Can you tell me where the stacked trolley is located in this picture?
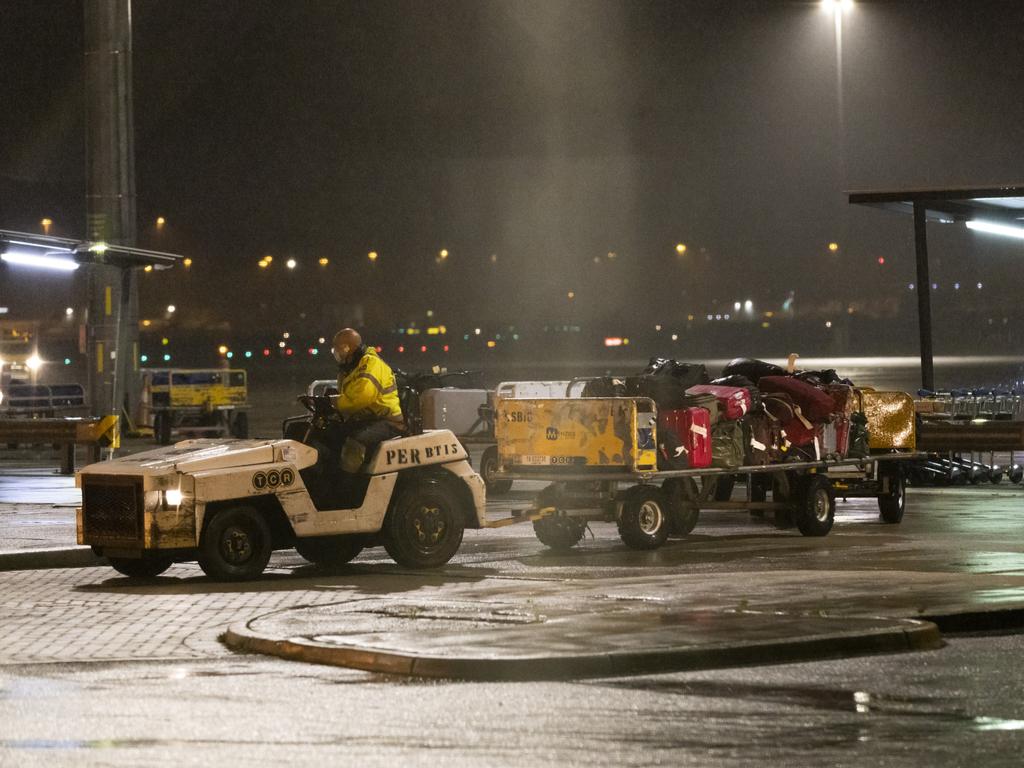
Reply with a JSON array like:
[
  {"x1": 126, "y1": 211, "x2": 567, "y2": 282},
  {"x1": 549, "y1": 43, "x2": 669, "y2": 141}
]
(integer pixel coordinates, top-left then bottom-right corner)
[
  {"x1": 913, "y1": 389, "x2": 1024, "y2": 485},
  {"x1": 489, "y1": 381, "x2": 922, "y2": 551}
]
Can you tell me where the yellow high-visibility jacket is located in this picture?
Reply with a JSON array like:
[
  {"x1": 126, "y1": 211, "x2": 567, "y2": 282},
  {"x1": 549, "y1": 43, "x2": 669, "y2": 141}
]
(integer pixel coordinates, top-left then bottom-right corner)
[{"x1": 335, "y1": 348, "x2": 403, "y2": 425}]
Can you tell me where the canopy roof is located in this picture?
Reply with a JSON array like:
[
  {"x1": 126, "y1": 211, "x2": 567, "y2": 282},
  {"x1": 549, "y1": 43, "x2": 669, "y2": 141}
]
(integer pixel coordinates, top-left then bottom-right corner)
[
  {"x1": 0, "y1": 229, "x2": 184, "y2": 269},
  {"x1": 849, "y1": 184, "x2": 1024, "y2": 224}
]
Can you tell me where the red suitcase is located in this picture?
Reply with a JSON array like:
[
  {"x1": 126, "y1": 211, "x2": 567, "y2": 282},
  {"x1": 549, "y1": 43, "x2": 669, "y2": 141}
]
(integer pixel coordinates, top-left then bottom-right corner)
[
  {"x1": 759, "y1": 376, "x2": 834, "y2": 423},
  {"x1": 686, "y1": 384, "x2": 753, "y2": 420},
  {"x1": 824, "y1": 416, "x2": 850, "y2": 458},
  {"x1": 658, "y1": 407, "x2": 712, "y2": 469}
]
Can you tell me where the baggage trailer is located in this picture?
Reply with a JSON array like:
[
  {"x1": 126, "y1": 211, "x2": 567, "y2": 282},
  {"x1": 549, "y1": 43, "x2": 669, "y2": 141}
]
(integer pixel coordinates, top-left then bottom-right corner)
[
  {"x1": 489, "y1": 395, "x2": 921, "y2": 550},
  {"x1": 142, "y1": 368, "x2": 250, "y2": 445}
]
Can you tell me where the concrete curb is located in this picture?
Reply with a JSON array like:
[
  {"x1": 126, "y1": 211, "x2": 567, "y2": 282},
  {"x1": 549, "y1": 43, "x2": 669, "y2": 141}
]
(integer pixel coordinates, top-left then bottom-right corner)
[
  {"x1": 223, "y1": 614, "x2": 943, "y2": 681},
  {"x1": 0, "y1": 547, "x2": 105, "y2": 571}
]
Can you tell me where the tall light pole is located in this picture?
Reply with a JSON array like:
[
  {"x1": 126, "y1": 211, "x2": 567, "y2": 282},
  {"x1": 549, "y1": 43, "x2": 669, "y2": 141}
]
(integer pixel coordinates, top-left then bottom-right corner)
[{"x1": 83, "y1": 0, "x2": 138, "y2": 422}]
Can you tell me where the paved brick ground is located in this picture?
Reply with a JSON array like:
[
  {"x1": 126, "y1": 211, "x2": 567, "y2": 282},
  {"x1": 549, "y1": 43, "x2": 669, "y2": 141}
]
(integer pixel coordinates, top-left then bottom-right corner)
[{"x1": 0, "y1": 559, "x2": 366, "y2": 663}]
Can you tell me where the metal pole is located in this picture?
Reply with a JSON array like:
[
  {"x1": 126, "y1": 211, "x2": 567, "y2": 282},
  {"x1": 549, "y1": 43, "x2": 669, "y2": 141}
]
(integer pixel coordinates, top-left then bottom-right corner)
[
  {"x1": 913, "y1": 201, "x2": 935, "y2": 391},
  {"x1": 84, "y1": 0, "x2": 138, "y2": 428}
]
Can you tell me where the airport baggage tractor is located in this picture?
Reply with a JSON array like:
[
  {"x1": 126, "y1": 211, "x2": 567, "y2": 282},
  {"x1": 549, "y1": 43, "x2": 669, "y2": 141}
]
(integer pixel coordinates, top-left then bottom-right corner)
[
  {"x1": 419, "y1": 388, "x2": 491, "y2": 437},
  {"x1": 686, "y1": 384, "x2": 755, "y2": 420},
  {"x1": 657, "y1": 406, "x2": 712, "y2": 470}
]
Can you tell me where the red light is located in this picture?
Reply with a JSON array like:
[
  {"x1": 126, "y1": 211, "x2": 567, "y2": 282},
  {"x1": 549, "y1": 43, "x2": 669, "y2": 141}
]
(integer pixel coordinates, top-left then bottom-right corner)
[
  {"x1": 398, "y1": 345, "x2": 405, "y2": 353},
  {"x1": 308, "y1": 348, "x2": 315, "y2": 355},
  {"x1": 262, "y1": 348, "x2": 270, "y2": 356},
  {"x1": 443, "y1": 345, "x2": 449, "y2": 352},
  {"x1": 376, "y1": 346, "x2": 382, "y2": 353},
  {"x1": 877, "y1": 257, "x2": 886, "y2": 265},
  {"x1": 420, "y1": 345, "x2": 427, "y2": 353},
  {"x1": 285, "y1": 348, "x2": 293, "y2": 356}
]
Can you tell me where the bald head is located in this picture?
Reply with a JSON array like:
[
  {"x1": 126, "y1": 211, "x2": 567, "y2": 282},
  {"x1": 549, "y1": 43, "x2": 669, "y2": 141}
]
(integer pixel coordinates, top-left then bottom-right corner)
[{"x1": 332, "y1": 328, "x2": 363, "y2": 365}]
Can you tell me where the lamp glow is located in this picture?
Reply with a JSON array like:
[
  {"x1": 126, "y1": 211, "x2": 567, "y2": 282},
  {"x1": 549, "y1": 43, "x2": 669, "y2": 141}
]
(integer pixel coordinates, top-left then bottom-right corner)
[
  {"x1": 164, "y1": 489, "x2": 183, "y2": 506},
  {"x1": 26, "y1": 354, "x2": 42, "y2": 371},
  {"x1": 965, "y1": 220, "x2": 1024, "y2": 240},
  {"x1": 1, "y1": 251, "x2": 79, "y2": 271}
]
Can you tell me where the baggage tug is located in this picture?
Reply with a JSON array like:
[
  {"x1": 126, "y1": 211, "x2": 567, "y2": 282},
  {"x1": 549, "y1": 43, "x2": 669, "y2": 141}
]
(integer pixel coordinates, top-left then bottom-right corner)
[{"x1": 77, "y1": 418, "x2": 486, "y2": 580}]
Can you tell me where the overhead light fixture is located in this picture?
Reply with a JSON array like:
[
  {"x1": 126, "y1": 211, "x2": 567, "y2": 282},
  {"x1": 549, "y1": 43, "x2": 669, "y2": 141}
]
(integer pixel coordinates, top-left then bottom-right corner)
[
  {"x1": 965, "y1": 220, "x2": 1024, "y2": 240},
  {"x1": 1, "y1": 250, "x2": 79, "y2": 271}
]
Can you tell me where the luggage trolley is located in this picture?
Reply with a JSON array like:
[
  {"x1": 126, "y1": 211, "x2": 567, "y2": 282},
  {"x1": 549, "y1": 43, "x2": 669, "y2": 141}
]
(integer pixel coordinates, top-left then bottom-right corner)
[{"x1": 487, "y1": 394, "x2": 922, "y2": 551}]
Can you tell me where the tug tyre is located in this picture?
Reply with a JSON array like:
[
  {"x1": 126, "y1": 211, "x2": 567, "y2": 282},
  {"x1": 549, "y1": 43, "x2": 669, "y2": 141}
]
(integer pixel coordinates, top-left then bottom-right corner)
[
  {"x1": 198, "y1": 505, "x2": 273, "y2": 581},
  {"x1": 295, "y1": 535, "x2": 364, "y2": 566},
  {"x1": 108, "y1": 556, "x2": 173, "y2": 579},
  {"x1": 480, "y1": 445, "x2": 512, "y2": 495},
  {"x1": 533, "y1": 516, "x2": 587, "y2": 551},
  {"x1": 617, "y1": 485, "x2": 671, "y2": 550},
  {"x1": 877, "y1": 465, "x2": 906, "y2": 524},
  {"x1": 794, "y1": 475, "x2": 835, "y2": 537},
  {"x1": 383, "y1": 476, "x2": 465, "y2": 568},
  {"x1": 661, "y1": 478, "x2": 700, "y2": 536},
  {"x1": 231, "y1": 412, "x2": 249, "y2": 439}
]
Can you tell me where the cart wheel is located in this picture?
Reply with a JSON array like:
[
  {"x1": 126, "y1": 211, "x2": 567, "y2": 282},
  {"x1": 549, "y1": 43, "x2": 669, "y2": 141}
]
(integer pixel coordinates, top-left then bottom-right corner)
[
  {"x1": 1009, "y1": 464, "x2": 1024, "y2": 484},
  {"x1": 533, "y1": 516, "x2": 587, "y2": 551},
  {"x1": 295, "y1": 534, "x2": 364, "y2": 566},
  {"x1": 662, "y1": 478, "x2": 699, "y2": 536},
  {"x1": 108, "y1": 556, "x2": 173, "y2": 579},
  {"x1": 771, "y1": 473, "x2": 795, "y2": 529},
  {"x1": 878, "y1": 465, "x2": 906, "y2": 524},
  {"x1": 713, "y1": 474, "x2": 736, "y2": 501},
  {"x1": 617, "y1": 485, "x2": 671, "y2": 550},
  {"x1": 480, "y1": 445, "x2": 512, "y2": 495},
  {"x1": 988, "y1": 466, "x2": 1004, "y2": 484},
  {"x1": 231, "y1": 411, "x2": 249, "y2": 439},
  {"x1": 794, "y1": 475, "x2": 835, "y2": 537}
]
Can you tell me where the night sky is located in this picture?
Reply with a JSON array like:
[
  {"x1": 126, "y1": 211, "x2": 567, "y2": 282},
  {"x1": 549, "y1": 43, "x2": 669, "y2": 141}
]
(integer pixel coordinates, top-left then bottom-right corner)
[{"x1": 3, "y1": 0, "x2": 1024, "y2": 350}]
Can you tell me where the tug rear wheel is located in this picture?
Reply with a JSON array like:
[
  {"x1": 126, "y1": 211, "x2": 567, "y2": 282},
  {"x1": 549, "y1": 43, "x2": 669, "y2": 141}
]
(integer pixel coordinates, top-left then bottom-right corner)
[{"x1": 383, "y1": 476, "x2": 465, "y2": 568}]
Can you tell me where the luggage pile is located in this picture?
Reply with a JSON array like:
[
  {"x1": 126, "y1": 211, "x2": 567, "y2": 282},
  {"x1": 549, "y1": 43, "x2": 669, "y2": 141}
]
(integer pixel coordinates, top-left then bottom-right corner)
[{"x1": 613, "y1": 356, "x2": 912, "y2": 472}]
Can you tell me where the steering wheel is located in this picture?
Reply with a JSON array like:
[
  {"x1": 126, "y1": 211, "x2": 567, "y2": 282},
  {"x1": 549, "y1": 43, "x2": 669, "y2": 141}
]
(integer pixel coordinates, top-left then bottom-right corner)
[{"x1": 297, "y1": 394, "x2": 335, "y2": 427}]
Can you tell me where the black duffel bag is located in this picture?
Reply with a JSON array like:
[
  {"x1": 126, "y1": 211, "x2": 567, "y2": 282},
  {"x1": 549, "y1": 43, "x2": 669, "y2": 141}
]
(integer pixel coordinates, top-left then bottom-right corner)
[
  {"x1": 579, "y1": 376, "x2": 628, "y2": 397},
  {"x1": 626, "y1": 374, "x2": 690, "y2": 409},
  {"x1": 641, "y1": 358, "x2": 710, "y2": 386},
  {"x1": 720, "y1": 358, "x2": 786, "y2": 384}
]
